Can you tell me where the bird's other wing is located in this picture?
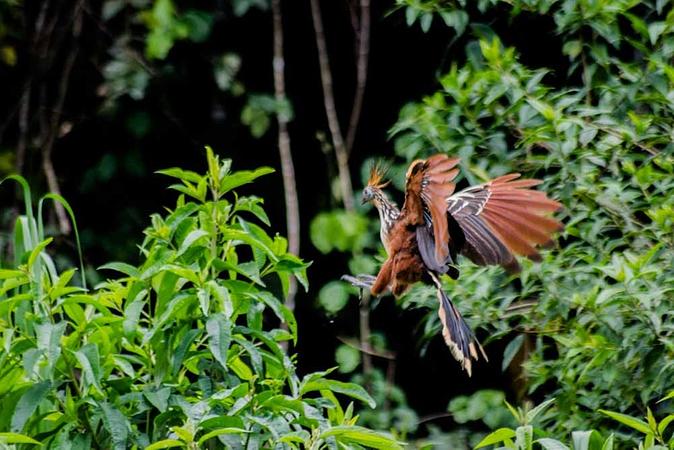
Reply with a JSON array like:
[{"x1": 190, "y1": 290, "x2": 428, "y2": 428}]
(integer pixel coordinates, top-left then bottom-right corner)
[
  {"x1": 402, "y1": 154, "x2": 461, "y2": 268},
  {"x1": 447, "y1": 173, "x2": 562, "y2": 271}
]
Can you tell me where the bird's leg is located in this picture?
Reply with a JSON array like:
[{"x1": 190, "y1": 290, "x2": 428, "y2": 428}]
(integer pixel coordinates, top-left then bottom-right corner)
[{"x1": 340, "y1": 274, "x2": 376, "y2": 289}]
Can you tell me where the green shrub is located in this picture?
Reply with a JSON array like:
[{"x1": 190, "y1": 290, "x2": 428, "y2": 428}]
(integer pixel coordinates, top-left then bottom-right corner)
[
  {"x1": 477, "y1": 395, "x2": 674, "y2": 449},
  {"x1": 0, "y1": 148, "x2": 402, "y2": 449},
  {"x1": 382, "y1": 0, "x2": 674, "y2": 436}
]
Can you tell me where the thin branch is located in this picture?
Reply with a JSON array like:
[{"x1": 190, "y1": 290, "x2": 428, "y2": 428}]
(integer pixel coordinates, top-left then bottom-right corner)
[
  {"x1": 309, "y1": 0, "x2": 355, "y2": 212},
  {"x1": 16, "y1": 87, "x2": 31, "y2": 176},
  {"x1": 416, "y1": 412, "x2": 454, "y2": 425},
  {"x1": 345, "y1": 0, "x2": 370, "y2": 156},
  {"x1": 272, "y1": 0, "x2": 300, "y2": 317},
  {"x1": 41, "y1": 0, "x2": 84, "y2": 235},
  {"x1": 382, "y1": 357, "x2": 396, "y2": 412},
  {"x1": 345, "y1": 0, "x2": 360, "y2": 40},
  {"x1": 337, "y1": 336, "x2": 395, "y2": 360},
  {"x1": 359, "y1": 292, "x2": 373, "y2": 374}
]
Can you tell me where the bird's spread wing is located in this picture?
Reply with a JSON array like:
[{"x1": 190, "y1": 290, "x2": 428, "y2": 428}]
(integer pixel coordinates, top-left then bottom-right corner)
[
  {"x1": 403, "y1": 154, "x2": 460, "y2": 269},
  {"x1": 447, "y1": 173, "x2": 562, "y2": 271}
]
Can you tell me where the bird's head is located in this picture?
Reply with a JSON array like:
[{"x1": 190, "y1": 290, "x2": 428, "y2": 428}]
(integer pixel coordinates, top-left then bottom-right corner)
[
  {"x1": 363, "y1": 162, "x2": 390, "y2": 205},
  {"x1": 361, "y1": 185, "x2": 376, "y2": 204}
]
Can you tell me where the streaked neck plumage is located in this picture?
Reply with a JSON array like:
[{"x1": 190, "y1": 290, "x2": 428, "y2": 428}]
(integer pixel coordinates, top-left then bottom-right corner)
[{"x1": 370, "y1": 188, "x2": 400, "y2": 254}]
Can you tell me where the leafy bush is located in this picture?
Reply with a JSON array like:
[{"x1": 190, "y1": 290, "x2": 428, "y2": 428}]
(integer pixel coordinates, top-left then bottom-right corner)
[
  {"x1": 378, "y1": 0, "x2": 674, "y2": 437},
  {"x1": 0, "y1": 149, "x2": 403, "y2": 449},
  {"x1": 478, "y1": 395, "x2": 674, "y2": 450}
]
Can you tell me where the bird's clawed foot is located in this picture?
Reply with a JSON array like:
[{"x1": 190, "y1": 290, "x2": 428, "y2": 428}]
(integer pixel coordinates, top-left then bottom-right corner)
[{"x1": 341, "y1": 274, "x2": 376, "y2": 290}]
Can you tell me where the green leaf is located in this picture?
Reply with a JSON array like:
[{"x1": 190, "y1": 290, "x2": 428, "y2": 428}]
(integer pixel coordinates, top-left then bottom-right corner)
[
  {"x1": 301, "y1": 378, "x2": 375, "y2": 409},
  {"x1": 98, "y1": 262, "x2": 140, "y2": 278},
  {"x1": 319, "y1": 426, "x2": 403, "y2": 450},
  {"x1": 247, "y1": 291, "x2": 297, "y2": 343},
  {"x1": 562, "y1": 40, "x2": 582, "y2": 58},
  {"x1": 405, "y1": 6, "x2": 418, "y2": 26},
  {"x1": 571, "y1": 431, "x2": 594, "y2": 450},
  {"x1": 0, "y1": 432, "x2": 42, "y2": 445},
  {"x1": 0, "y1": 269, "x2": 27, "y2": 279},
  {"x1": 648, "y1": 22, "x2": 667, "y2": 45},
  {"x1": 74, "y1": 344, "x2": 103, "y2": 392},
  {"x1": 537, "y1": 438, "x2": 570, "y2": 450},
  {"x1": 197, "y1": 428, "x2": 249, "y2": 445},
  {"x1": 525, "y1": 398, "x2": 555, "y2": 423},
  {"x1": 335, "y1": 344, "x2": 360, "y2": 373},
  {"x1": 420, "y1": 13, "x2": 432, "y2": 32},
  {"x1": 501, "y1": 334, "x2": 524, "y2": 371},
  {"x1": 144, "y1": 387, "x2": 171, "y2": 413},
  {"x1": 177, "y1": 229, "x2": 209, "y2": 256},
  {"x1": 474, "y1": 428, "x2": 517, "y2": 449},
  {"x1": 601, "y1": 434, "x2": 613, "y2": 450},
  {"x1": 156, "y1": 167, "x2": 204, "y2": 184},
  {"x1": 598, "y1": 409, "x2": 651, "y2": 434},
  {"x1": 11, "y1": 381, "x2": 50, "y2": 432},
  {"x1": 219, "y1": 167, "x2": 274, "y2": 194},
  {"x1": 27, "y1": 237, "x2": 53, "y2": 269},
  {"x1": 516, "y1": 425, "x2": 533, "y2": 450},
  {"x1": 206, "y1": 312, "x2": 232, "y2": 370},
  {"x1": 35, "y1": 322, "x2": 66, "y2": 378},
  {"x1": 319, "y1": 281, "x2": 350, "y2": 314},
  {"x1": 145, "y1": 440, "x2": 184, "y2": 450},
  {"x1": 39, "y1": 193, "x2": 86, "y2": 288},
  {"x1": 235, "y1": 196, "x2": 270, "y2": 226},
  {"x1": 100, "y1": 402, "x2": 129, "y2": 450},
  {"x1": 658, "y1": 414, "x2": 674, "y2": 435},
  {"x1": 440, "y1": 10, "x2": 468, "y2": 35},
  {"x1": 123, "y1": 289, "x2": 148, "y2": 336}
]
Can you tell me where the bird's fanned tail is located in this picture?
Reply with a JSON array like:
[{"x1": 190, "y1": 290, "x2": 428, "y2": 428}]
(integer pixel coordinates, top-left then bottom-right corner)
[{"x1": 430, "y1": 272, "x2": 486, "y2": 376}]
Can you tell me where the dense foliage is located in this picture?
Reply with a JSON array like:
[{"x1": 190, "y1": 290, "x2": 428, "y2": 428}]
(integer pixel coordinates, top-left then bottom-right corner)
[
  {"x1": 0, "y1": 150, "x2": 403, "y2": 449},
  {"x1": 390, "y1": 0, "x2": 674, "y2": 436},
  {"x1": 309, "y1": 0, "x2": 674, "y2": 445}
]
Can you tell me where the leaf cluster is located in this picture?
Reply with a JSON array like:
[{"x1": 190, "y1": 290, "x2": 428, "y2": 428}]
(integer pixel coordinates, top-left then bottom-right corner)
[{"x1": 0, "y1": 148, "x2": 403, "y2": 449}]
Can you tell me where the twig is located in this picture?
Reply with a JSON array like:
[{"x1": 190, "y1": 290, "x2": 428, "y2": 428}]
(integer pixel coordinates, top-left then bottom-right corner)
[
  {"x1": 345, "y1": 0, "x2": 370, "y2": 157},
  {"x1": 336, "y1": 336, "x2": 396, "y2": 360},
  {"x1": 309, "y1": 0, "x2": 355, "y2": 212},
  {"x1": 416, "y1": 412, "x2": 454, "y2": 425},
  {"x1": 272, "y1": 0, "x2": 300, "y2": 325}
]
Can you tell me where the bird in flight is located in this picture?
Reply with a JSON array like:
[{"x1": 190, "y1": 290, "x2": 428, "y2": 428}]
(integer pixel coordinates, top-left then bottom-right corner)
[{"x1": 346, "y1": 154, "x2": 562, "y2": 376}]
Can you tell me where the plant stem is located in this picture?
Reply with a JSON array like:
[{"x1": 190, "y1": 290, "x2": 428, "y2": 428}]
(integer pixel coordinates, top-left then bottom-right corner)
[
  {"x1": 309, "y1": 0, "x2": 355, "y2": 212},
  {"x1": 272, "y1": 0, "x2": 300, "y2": 335}
]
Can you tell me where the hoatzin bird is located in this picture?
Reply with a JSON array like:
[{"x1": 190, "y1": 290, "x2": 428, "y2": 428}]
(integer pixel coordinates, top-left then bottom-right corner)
[{"x1": 345, "y1": 154, "x2": 562, "y2": 376}]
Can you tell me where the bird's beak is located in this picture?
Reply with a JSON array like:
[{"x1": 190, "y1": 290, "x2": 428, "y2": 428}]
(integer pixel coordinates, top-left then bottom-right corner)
[{"x1": 361, "y1": 190, "x2": 371, "y2": 205}]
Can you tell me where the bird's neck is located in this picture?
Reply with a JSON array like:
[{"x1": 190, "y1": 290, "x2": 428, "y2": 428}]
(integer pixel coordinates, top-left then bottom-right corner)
[{"x1": 372, "y1": 190, "x2": 400, "y2": 231}]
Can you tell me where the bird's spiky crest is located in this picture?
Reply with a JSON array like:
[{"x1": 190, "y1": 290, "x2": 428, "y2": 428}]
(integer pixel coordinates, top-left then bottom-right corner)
[{"x1": 367, "y1": 161, "x2": 391, "y2": 189}]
